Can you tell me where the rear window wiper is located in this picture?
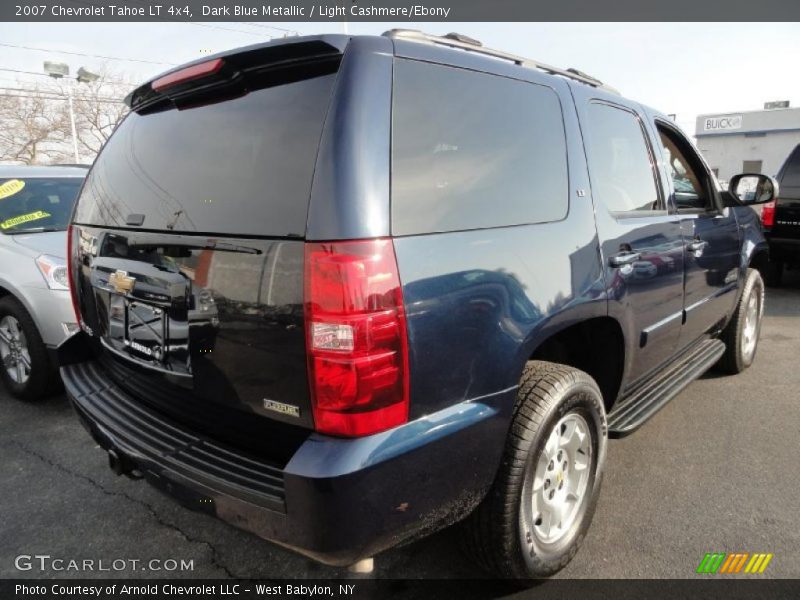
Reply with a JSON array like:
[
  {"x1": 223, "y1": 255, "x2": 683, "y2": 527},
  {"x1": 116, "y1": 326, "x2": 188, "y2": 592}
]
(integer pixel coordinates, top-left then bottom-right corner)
[
  {"x1": 4, "y1": 226, "x2": 66, "y2": 235},
  {"x1": 128, "y1": 240, "x2": 262, "y2": 255}
]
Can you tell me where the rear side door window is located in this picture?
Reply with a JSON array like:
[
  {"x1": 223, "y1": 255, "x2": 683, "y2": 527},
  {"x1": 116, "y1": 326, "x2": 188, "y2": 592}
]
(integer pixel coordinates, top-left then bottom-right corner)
[
  {"x1": 391, "y1": 59, "x2": 569, "y2": 235},
  {"x1": 583, "y1": 102, "x2": 664, "y2": 216}
]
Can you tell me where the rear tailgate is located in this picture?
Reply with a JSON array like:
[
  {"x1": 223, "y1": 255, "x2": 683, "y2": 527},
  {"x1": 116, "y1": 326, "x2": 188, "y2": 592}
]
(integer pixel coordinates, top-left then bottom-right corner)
[
  {"x1": 773, "y1": 191, "x2": 800, "y2": 238},
  {"x1": 772, "y1": 185, "x2": 800, "y2": 240},
  {"x1": 70, "y1": 40, "x2": 343, "y2": 457},
  {"x1": 774, "y1": 145, "x2": 800, "y2": 239}
]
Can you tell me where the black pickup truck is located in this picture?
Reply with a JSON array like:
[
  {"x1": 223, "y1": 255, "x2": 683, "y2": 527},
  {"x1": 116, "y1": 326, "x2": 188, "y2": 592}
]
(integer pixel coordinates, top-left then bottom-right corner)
[
  {"x1": 762, "y1": 144, "x2": 800, "y2": 285},
  {"x1": 60, "y1": 30, "x2": 777, "y2": 579}
]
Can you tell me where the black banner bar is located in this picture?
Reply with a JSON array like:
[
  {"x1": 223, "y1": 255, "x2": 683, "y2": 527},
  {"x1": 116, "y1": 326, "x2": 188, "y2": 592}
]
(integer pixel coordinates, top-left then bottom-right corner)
[
  {"x1": 3, "y1": 0, "x2": 800, "y2": 22},
  {"x1": 3, "y1": 579, "x2": 800, "y2": 600}
]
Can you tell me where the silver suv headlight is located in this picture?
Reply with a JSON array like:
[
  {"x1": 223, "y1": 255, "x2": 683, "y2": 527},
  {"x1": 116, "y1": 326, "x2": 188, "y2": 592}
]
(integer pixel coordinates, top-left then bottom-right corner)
[{"x1": 35, "y1": 254, "x2": 69, "y2": 291}]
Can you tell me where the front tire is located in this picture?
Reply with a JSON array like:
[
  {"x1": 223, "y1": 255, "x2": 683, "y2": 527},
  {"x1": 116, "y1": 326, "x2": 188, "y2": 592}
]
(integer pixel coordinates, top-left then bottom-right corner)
[
  {"x1": 463, "y1": 361, "x2": 607, "y2": 578},
  {"x1": 0, "y1": 296, "x2": 56, "y2": 401},
  {"x1": 717, "y1": 268, "x2": 764, "y2": 374}
]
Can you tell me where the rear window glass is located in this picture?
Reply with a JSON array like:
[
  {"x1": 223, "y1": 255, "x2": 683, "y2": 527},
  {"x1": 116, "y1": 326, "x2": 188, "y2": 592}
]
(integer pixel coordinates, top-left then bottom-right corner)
[
  {"x1": 0, "y1": 177, "x2": 83, "y2": 233},
  {"x1": 75, "y1": 72, "x2": 337, "y2": 237},
  {"x1": 391, "y1": 60, "x2": 568, "y2": 235}
]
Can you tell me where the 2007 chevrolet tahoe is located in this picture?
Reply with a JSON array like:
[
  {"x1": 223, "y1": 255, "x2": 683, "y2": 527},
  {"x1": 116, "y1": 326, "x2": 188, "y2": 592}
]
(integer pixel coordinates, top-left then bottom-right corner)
[{"x1": 60, "y1": 30, "x2": 777, "y2": 578}]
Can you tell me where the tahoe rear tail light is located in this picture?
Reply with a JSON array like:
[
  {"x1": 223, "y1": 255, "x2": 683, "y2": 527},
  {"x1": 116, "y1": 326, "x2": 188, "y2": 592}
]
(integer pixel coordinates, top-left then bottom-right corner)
[
  {"x1": 304, "y1": 239, "x2": 410, "y2": 437},
  {"x1": 761, "y1": 200, "x2": 776, "y2": 228}
]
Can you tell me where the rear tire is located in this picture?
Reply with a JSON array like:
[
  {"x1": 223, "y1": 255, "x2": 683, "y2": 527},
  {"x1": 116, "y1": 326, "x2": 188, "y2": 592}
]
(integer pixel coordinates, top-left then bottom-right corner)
[
  {"x1": 717, "y1": 268, "x2": 764, "y2": 374},
  {"x1": 0, "y1": 296, "x2": 56, "y2": 401},
  {"x1": 462, "y1": 361, "x2": 607, "y2": 578}
]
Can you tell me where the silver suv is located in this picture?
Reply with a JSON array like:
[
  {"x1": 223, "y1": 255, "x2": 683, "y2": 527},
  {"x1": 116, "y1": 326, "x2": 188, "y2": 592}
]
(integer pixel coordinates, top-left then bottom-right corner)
[{"x1": 0, "y1": 165, "x2": 86, "y2": 400}]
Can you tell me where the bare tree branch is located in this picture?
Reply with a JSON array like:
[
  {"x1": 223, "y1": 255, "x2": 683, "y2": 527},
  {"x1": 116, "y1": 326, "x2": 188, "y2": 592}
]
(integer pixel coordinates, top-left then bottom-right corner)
[
  {"x1": 0, "y1": 87, "x2": 71, "y2": 164},
  {"x1": 58, "y1": 69, "x2": 132, "y2": 157},
  {"x1": 0, "y1": 68, "x2": 132, "y2": 165}
]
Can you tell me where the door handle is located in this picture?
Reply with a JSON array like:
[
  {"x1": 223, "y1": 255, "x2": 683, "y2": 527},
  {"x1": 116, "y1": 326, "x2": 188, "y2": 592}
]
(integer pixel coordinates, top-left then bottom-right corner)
[
  {"x1": 609, "y1": 251, "x2": 641, "y2": 267},
  {"x1": 687, "y1": 239, "x2": 708, "y2": 255}
]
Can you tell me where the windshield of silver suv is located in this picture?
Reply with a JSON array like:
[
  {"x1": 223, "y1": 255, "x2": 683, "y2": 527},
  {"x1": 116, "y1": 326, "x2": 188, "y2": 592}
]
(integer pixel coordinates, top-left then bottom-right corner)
[{"x1": 0, "y1": 177, "x2": 83, "y2": 234}]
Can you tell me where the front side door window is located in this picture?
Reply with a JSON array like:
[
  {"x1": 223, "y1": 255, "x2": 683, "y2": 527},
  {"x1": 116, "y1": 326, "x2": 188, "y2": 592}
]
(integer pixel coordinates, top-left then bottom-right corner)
[{"x1": 657, "y1": 125, "x2": 712, "y2": 212}]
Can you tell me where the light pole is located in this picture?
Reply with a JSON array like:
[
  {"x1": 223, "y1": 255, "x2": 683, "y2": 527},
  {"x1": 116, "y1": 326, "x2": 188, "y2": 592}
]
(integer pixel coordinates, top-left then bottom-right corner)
[{"x1": 43, "y1": 61, "x2": 100, "y2": 163}]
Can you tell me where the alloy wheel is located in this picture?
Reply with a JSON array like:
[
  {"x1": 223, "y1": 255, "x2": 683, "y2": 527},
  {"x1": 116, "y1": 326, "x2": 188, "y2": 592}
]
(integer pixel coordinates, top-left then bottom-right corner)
[
  {"x1": 529, "y1": 413, "x2": 593, "y2": 545},
  {"x1": 741, "y1": 290, "x2": 760, "y2": 361},
  {"x1": 0, "y1": 315, "x2": 32, "y2": 384}
]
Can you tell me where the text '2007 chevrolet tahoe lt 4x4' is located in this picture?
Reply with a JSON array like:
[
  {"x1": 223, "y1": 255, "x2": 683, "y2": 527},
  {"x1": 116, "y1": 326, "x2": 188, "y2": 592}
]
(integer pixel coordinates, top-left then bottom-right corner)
[{"x1": 60, "y1": 31, "x2": 778, "y2": 578}]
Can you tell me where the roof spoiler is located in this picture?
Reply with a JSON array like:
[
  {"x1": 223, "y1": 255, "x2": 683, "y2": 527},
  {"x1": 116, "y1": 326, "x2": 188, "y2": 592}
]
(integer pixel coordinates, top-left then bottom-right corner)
[{"x1": 126, "y1": 38, "x2": 346, "y2": 112}]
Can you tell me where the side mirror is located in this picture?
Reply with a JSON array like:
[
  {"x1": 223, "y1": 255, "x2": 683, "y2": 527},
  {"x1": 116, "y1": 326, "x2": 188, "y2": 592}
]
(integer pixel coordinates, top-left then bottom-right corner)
[{"x1": 728, "y1": 173, "x2": 779, "y2": 205}]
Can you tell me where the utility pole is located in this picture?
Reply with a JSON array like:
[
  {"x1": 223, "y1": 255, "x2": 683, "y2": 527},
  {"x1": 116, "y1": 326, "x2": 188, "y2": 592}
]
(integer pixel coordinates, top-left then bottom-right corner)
[{"x1": 65, "y1": 83, "x2": 79, "y2": 162}]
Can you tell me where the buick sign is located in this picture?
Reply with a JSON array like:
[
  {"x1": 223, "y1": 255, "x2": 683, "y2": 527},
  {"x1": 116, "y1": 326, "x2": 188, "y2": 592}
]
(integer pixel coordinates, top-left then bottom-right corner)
[{"x1": 703, "y1": 115, "x2": 743, "y2": 131}]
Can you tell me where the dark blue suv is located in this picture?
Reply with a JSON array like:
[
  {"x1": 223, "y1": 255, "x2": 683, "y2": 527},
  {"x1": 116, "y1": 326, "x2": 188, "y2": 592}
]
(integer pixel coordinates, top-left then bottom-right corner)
[{"x1": 61, "y1": 30, "x2": 777, "y2": 578}]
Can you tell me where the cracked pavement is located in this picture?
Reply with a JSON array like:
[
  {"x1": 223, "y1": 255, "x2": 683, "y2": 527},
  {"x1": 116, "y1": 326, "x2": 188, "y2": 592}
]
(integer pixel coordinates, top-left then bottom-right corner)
[{"x1": 0, "y1": 271, "x2": 798, "y2": 580}]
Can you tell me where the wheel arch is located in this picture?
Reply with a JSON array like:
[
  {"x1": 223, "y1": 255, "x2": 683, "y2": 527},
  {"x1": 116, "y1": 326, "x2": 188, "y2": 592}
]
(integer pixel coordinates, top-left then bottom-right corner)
[
  {"x1": 0, "y1": 280, "x2": 46, "y2": 341},
  {"x1": 735, "y1": 206, "x2": 770, "y2": 275},
  {"x1": 748, "y1": 244, "x2": 771, "y2": 278},
  {"x1": 524, "y1": 316, "x2": 626, "y2": 413}
]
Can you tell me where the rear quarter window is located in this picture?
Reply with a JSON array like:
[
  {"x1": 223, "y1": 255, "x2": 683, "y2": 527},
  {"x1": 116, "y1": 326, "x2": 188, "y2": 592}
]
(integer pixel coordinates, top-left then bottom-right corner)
[{"x1": 391, "y1": 60, "x2": 569, "y2": 236}]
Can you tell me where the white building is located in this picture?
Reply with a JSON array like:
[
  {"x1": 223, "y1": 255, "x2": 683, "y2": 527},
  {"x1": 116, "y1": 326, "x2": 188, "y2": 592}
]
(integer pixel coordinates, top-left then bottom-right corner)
[{"x1": 695, "y1": 103, "x2": 800, "y2": 184}]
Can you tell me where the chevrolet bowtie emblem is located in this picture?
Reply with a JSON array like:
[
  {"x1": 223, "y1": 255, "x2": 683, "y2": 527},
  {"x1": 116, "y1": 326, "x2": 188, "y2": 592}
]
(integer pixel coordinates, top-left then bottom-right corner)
[{"x1": 109, "y1": 270, "x2": 135, "y2": 295}]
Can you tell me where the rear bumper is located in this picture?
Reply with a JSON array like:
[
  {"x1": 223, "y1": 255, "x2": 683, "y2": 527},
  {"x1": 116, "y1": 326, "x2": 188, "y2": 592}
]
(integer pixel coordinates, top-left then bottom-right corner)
[
  {"x1": 62, "y1": 360, "x2": 512, "y2": 566},
  {"x1": 764, "y1": 234, "x2": 800, "y2": 261}
]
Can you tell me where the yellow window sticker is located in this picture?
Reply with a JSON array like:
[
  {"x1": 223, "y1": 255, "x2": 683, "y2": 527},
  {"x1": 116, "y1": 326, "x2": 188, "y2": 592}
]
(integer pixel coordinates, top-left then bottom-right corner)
[
  {"x1": 0, "y1": 179, "x2": 25, "y2": 200},
  {"x1": 0, "y1": 210, "x2": 51, "y2": 230}
]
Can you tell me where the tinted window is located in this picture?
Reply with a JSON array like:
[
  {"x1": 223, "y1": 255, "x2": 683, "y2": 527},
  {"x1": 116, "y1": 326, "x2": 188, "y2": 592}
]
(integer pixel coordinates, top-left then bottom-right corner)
[
  {"x1": 584, "y1": 103, "x2": 661, "y2": 215},
  {"x1": 75, "y1": 73, "x2": 337, "y2": 237},
  {"x1": 0, "y1": 177, "x2": 83, "y2": 233},
  {"x1": 391, "y1": 60, "x2": 568, "y2": 235}
]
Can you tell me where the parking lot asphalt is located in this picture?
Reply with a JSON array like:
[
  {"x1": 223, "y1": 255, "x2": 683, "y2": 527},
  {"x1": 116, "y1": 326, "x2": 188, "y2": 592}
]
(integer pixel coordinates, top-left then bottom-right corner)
[{"x1": 1, "y1": 272, "x2": 798, "y2": 582}]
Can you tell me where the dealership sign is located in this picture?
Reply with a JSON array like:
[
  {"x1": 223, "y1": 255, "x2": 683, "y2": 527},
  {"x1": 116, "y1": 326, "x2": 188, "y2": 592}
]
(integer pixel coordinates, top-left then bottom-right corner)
[{"x1": 703, "y1": 115, "x2": 743, "y2": 132}]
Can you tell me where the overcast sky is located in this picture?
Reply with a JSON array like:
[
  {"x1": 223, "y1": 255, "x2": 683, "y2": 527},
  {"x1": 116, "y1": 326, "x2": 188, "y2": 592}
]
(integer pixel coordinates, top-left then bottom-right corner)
[{"x1": 0, "y1": 21, "x2": 797, "y2": 134}]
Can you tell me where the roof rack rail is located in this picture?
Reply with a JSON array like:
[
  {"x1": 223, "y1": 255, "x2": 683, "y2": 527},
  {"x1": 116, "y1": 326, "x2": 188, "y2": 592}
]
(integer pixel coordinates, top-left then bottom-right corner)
[{"x1": 383, "y1": 29, "x2": 619, "y2": 95}]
